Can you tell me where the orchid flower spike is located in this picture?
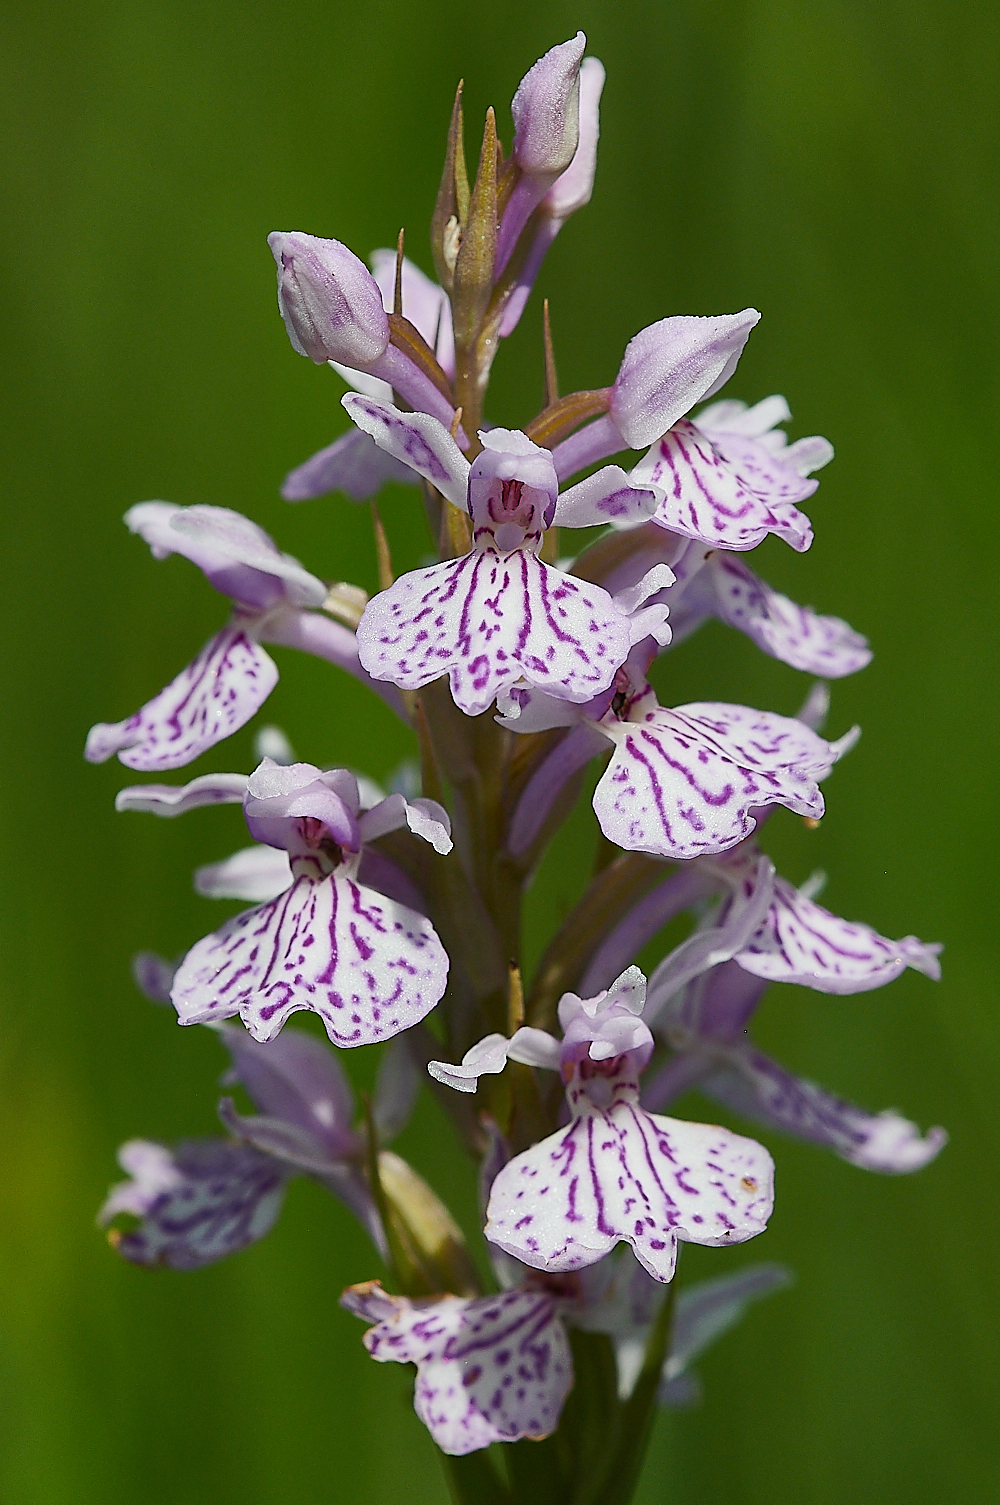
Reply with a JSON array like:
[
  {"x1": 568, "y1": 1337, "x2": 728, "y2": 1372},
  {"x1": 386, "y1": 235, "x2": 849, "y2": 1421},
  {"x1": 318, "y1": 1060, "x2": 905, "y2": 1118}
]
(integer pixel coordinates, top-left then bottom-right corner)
[
  {"x1": 117, "y1": 759, "x2": 452, "y2": 1046},
  {"x1": 343, "y1": 394, "x2": 669, "y2": 714},
  {"x1": 429, "y1": 967, "x2": 774, "y2": 1282}
]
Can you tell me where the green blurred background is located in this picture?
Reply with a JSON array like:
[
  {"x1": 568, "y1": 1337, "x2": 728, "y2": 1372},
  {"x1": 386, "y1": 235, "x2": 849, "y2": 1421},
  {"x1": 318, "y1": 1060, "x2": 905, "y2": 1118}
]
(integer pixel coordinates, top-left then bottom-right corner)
[{"x1": 1, "y1": 1, "x2": 996, "y2": 1500}]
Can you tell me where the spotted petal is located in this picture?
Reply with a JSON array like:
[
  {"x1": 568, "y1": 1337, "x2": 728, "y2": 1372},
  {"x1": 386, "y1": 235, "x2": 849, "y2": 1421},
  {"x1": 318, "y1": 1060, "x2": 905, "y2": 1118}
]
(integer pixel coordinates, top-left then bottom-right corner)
[
  {"x1": 343, "y1": 394, "x2": 469, "y2": 509},
  {"x1": 594, "y1": 693, "x2": 855, "y2": 860},
  {"x1": 170, "y1": 866, "x2": 448, "y2": 1047},
  {"x1": 631, "y1": 420, "x2": 814, "y2": 552},
  {"x1": 735, "y1": 878, "x2": 942, "y2": 994},
  {"x1": 341, "y1": 1282, "x2": 573, "y2": 1455},
  {"x1": 485, "y1": 1077, "x2": 774, "y2": 1281},
  {"x1": 86, "y1": 626, "x2": 278, "y2": 772},
  {"x1": 101, "y1": 1138, "x2": 287, "y2": 1270},
  {"x1": 358, "y1": 550, "x2": 631, "y2": 715},
  {"x1": 707, "y1": 556, "x2": 871, "y2": 676},
  {"x1": 700, "y1": 1045, "x2": 947, "y2": 1173}
]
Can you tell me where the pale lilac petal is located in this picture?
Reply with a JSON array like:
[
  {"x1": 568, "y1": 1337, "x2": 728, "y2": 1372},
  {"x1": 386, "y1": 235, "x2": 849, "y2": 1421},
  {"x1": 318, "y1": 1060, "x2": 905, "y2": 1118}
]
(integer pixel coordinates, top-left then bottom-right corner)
[
  {"x1": 485, "y1": 1084, "x2": 774, "y2": 1281},
  {"x1": 356, "y1": 792, "x2": 453, "y2": 854},
  {"x1": 783, "y1": 435, "x2": 835, "y2": 475},
  {"x1": 643, "y1": 857, "x2": 776, "y2": 1022},
  {"x1": 494, "y1": 684, "x2": 585, "y2": 734},
  {"x1": 281, "y1": 428, "x2": 419, "y2": 503},
  {"x1": 631, "y1": 421, "x2": 814, "y2": 552},
  {"x1": 553, "y1": 466, "x2": 661, "y2": 529},
  {"x1": 131, "y1": 951, "x2": 176, "y2": 1004},
  {"x1": 542, "y1": 55, "x2": 605, "y2": 218},
  {"x1": 343, "y1": 1284, "x2": 573, "y2": 1455},
  {"x1": 217, "y1": 1022, "x2": 357, "y2": 1153},
  {"x1": 610, "y1": 313, "x2": 761, "y2": 450},
  {"x1": 114, "y1": 771, "x2": 247, "y2": 816},
  {"x1": 695, "y1": 395, "x2": 791, "y2": 439},
  {"x1": 427, "y1": 1033, "x2": 511, "y2": 1093},
  {"x1": 329, "y1": 361, "x2": 393, "y2": 401},
  {"x1": 707, "y1": 555, "x2": 871, "y2": 676},
  {"x1": 195, "y1": 844, "x2": 292, "y2": 901},
  {"x1": 364, "y1": 345, "x2": 467, "y2": 441},
  {"x1": 87, "y1": 627, "x2": 277, "y2": 772},
  {"x1": 170, "y1": 868, "x2": 448, "y2": 1047},
  {"x1": 511, "y1": 32, "x2": 585, "y2": 178},
  {"x1": 358, "y1": 551, "x2": 632, "y2": 715},
  {"x1": 736, "y1": 878, "x2": 942, "y2": 994},
  {"x1": 102, "y1": 1138, "x2": 287, "y2": 1270},
  {"x1": 160, "y1": 507, "x2": 326, "y2": 607},
  {"x1": 662, "y1": 1263, "x2": 792, "y2": 1392},
  {"x1": 506, "y1": 1027, "x2": 563, "y2": 1071},
  {"x1": 369, "y1": 249, "x2": 455, "y2": 377},
  {"x1": 593, "y1": 695, "x2": 852, "y2": 860},
  {"x1": 612, "y1": 563, "x2": 676, "y2": 617},
  {"x1": 343, "y1": 394, "x2": 469, "y2": 508},
  {"x1": 371, "y1": 1036, "x2": 421, "y2": 1142},
  {"x1": 242, "y1": 759, "x2": 360, "y2": 853},
  {"x1": 700, "y1": 1045, "x2": 948, "y2": 1173}
]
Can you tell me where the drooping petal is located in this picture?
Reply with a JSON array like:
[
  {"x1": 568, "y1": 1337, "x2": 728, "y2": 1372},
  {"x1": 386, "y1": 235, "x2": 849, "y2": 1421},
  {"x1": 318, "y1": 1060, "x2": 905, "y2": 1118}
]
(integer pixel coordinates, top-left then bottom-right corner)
[
  {"x1": 356, "y1": 792, "x2": 453, "y2": 854},
  {"x1": 170, "y1": 867, "x2": 448, "y2": 1047},
  {"x1": 427, "y1": 1033, "x2": 512, "y2": 1093},
  {"x1": 485, "y1": 1078, "x2": 774, "y2": 1281},
  {"x1": 699, "y1": 1045, "x2": 947, "y2": 1173},
  {"x1": 553, "y1": 466, "x2": 661, "y2": 529},
  {"x1": 281, "y1": 427, "x2": 420, "y2": 503},
  {"x1": 631, "y1": 421, "x2": 815, "y2": 552},
  {"x1": 593, "y1": 693, "x2": 856, "y2": 861},
  {"x1": 735, "y1": 878, "x2": 942, "y2": 993},
  {"x1": 195, "y1": 844, "x2": 292, "y2": 901},
  {"x1": 131, "y1": 951, "x2": 177, "y2": 1003},
  {"x1": 343, "y1": 394, "x2": 469, "y2": 509},
  {"x1": 87, "y1": 627, "x2": 278, "y2": 772},
  {"x1": 115, "y1": 771, "x2": 248, "y2": 815},
  {"x1": 705, "y1": 555, "x2": 872, "y2": 676},
  {"x1": 101, "y1": 1138, "x2": 287, "y2": 1270},
  {"x1": 341, "y1": 1282, "x2": 573, "y2": 1455},
  {"x1": 217, "y1": 1022, "x2": 357, "y2": 1153},
  {"x1": 357, "y1": 550, "x2": 632, "y2": 716}
]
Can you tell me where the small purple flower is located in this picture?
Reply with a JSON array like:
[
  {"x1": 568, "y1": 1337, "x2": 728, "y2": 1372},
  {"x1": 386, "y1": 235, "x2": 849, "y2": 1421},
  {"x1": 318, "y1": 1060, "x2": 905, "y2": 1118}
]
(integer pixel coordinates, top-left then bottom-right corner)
[
  {"x1": 341, "y1": 1280, "x2": 573, "y2": 1455},
  {"x1": 120, "y1": 759, "x2": 452, "y2": 1046},
  {"x1": 269, "y1": 232, "x2": 390, "y2": 366},
  {"x1": 344, "y1": 395, "x2": 666, "y2": 714},
  {"x1": 430, "y1": 968, "x2": 775, "y2": 1282}
]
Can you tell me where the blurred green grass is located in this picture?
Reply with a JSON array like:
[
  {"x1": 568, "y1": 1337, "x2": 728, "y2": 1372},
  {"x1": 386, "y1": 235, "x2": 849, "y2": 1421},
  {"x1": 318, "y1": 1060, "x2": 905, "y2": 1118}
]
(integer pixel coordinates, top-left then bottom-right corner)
[{"x1": 0, "y1": 2, "x2": 996, "y2": 1501}]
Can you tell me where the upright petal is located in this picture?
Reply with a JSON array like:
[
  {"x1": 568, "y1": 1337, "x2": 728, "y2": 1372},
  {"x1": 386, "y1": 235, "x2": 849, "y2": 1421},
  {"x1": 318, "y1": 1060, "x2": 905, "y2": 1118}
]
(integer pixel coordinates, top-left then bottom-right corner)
[
  {"x1": 706, "y1": 555, "x2": 872, "y2": 676},
  {"x1": 485, "y1": 1077, "x2": 774, "y2": 1281},
  {"x1": 342, "y1": 1283, "x2": 573, "y2": 1455},
  {"x1": 700, "y1": 1045, "x2": 947, "y2": 1173},
  {"x1": 101, "y1": 1138, "x2": 287, "y2": 1270},
  {"x1": 86, "y1": 626, "x2": 278, "y2": 772},
  {"x1": 343, "y1": 395, "x2": 469, "y2": 509},
  {"x1": 631, "y1": 421, "x2": 814, "y2": 552},
  {"x1": 594, "y1": 695, "x2": 853, "y2": 861},
  {"x1": 357, "y1": 551, "x2": 632, "y2": 715},
  {"x1": 610, "y1": 313, "x2": 761, "y2": 449},
  {"x1": 170, "y1": 868, "x2": 448, "y2": 1048},
  {"x1": 735, "y1": 878, "x2": 942, "y2": 993}
]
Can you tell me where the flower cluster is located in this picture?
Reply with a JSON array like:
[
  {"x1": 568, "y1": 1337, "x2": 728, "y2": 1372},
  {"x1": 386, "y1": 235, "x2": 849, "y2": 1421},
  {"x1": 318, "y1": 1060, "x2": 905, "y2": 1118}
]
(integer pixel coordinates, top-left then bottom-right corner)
[{"x1": 93, "y1": 33, "x2": 944, "y2": 1495}]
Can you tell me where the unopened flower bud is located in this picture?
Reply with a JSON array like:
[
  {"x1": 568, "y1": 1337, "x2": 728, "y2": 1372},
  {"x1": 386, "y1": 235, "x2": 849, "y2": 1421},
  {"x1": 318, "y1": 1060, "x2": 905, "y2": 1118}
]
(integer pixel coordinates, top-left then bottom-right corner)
[
  {"x1": 268, "y1": 232, "x2": 389, "y2": 367},
  {"x1": 542, "y1": 56, "x2": 605, "y2": 219},
  {"x1": 610, "y1": 310, "x2": 761, "y2": 448},
  {"x1": 511, "y1": 32, "x2": 586, "y2": 181}
]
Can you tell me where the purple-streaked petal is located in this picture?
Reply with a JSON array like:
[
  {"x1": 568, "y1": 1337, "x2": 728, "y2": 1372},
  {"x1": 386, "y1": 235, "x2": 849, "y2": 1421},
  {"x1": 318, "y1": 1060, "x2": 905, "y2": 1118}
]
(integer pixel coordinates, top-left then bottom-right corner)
[
  {"x1": 427, "y1": 1033, "x2": 511, "y2": 1093},
  {"x1": 170, "y1": 868, "x2": 448, "y2": 1047},
  {"x1": 343, "y1": 394, "x2": 469, "y2": 508},
  {"x1": 485, "y1": 1082, "x2": 774, "y2": 1281},
  {"x1": 342, "y1": 1283, "x2": 573, "y2": 1455},
  {"x1": 195, "y1": 844, "x2": 292, "y2": 902},
  {"x1": 114, "y1": 771, "x2": 248, "y2": 815},
  {"x1": 357, "y1": 792, "x2": 453, "y2": 854},
  {"x1": 735, "y1": 878, "x2": 942, "y2": 994},
  {"x1": 102, "y1": 1138, "x2": 288, "y2": 1270},
  {"x1": 700, "y1": 1045, "x2": 947, "y2": 1173},
  {"x1": 99, "y1": 1140, "x2": 183, "y2": 1220},
  {"x1": 643, "y1": 857, "x2": 776, "y2": 1023},
  {"x1": 705, "y1": 555, "x2": 871, "y2": 676},
  {"x1": 554, "y1": 466, "x2": 661, "y2": 529},
  {"x1": 87, "y1": 627, "x2": 277, "y2": 772},
  {"x1": 281, "y1": 427, "x2": 419, "y2": 503},
  {"x1": 358, "y1": 551, "x2": 632, "y2": 716},
  {"x1": 131, "y1": 951, "x2": 176, "y2": 1004},
  {"x1": 217, "y1": 1021, "x2": 357, "y2": 1152},
  {"x1": 593, "y1": 694, "x2": 855, "y2": 860},
  {"x1": 268, "y1": 231, "x2": 389, "y2": 366},
  {"x1": 631, "y1": 421, "x2": 814, "y2": 552},
  {"x1": 610, "y1": 313, "x2": 761, "y2": 450}
]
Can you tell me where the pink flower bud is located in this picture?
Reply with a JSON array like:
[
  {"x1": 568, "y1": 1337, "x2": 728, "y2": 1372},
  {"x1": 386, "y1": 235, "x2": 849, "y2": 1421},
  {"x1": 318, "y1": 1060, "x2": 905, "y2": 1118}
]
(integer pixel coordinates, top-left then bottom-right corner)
[
  {"x1": 610, "y1": 310, "x2": 761, "y2": 448},
  {"x1": 268, "y1": 232, "x2": 389, "y2": 367},
  {"x1": 542, "y1": 56, "x2": 605, "y2": 219},
  {"x1": 511, "y1": 32, "x2": 586, "y2": 181}
]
